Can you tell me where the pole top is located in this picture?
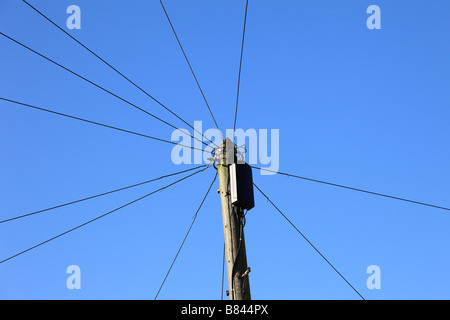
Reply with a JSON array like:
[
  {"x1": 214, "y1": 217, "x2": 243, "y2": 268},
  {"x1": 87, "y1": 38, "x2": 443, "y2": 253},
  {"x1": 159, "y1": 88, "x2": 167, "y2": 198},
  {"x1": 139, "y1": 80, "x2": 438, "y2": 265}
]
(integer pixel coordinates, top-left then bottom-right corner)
[
  {"x1": 206, "y1": 138, "x2": 236, "y2": 166},
  {"x1": 218, "y1": 137, "x2": 234, "y2": 148},
  {"x1": 218, "y1": 138, "x2": 236, "y2": 166}
]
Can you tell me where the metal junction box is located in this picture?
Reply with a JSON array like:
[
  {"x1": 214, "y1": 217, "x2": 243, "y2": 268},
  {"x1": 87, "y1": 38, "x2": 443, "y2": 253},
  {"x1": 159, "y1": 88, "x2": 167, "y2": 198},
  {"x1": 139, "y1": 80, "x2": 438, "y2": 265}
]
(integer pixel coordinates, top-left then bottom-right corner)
[{"x1": 230, "y1": 163, "x2": 255, "y2": 210}]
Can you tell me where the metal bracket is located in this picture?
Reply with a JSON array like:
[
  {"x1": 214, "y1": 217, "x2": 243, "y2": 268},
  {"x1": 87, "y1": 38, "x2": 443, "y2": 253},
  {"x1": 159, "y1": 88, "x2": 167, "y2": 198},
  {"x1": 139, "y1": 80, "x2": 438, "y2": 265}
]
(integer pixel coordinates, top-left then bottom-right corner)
[{"x1": 239, "y1": 267, "x2": 251, "y2": 279}]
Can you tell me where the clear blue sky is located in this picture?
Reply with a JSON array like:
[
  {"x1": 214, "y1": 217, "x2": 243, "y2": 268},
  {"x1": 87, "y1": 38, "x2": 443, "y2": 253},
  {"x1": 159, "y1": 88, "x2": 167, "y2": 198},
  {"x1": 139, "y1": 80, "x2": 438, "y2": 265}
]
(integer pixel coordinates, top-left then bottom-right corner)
[{"x1": 1, "y1": 0, "x2": 449, "y2": 300}]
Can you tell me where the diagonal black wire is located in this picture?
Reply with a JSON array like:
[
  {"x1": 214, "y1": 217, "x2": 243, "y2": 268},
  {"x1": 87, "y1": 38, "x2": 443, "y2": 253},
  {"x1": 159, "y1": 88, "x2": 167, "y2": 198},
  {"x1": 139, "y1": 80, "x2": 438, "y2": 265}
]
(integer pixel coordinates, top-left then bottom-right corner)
[
  {"x1": 233, "y1": 0, "x2": 249, "y2": 137},
  {"x1": 253, "y1": 182, "x2": 365, "y2": 300},
  {"x1": 251, "y1": 166, "x2": 450, "y2": 212},
  {"x1": 159, "y1": 0, "x2": 221, "y2": 134},
  {"x1": 0, "y1": 97, "x2": 206, "y2": 152},
  {"x1": 154, "y1": 171, "x2": 217, "y2": 300},
  {"x1": 0, "y1": 165, "x2": 207, "y2": 224},
  {"x1": 21, "y1": 0, "x2": 218, "y2": 148},
  {"x1": 0, "y1": 32, "x2": 209, "y2": 148},
  {"x1": 0, "y1": 166, "x2": 210, "y2": 265}
]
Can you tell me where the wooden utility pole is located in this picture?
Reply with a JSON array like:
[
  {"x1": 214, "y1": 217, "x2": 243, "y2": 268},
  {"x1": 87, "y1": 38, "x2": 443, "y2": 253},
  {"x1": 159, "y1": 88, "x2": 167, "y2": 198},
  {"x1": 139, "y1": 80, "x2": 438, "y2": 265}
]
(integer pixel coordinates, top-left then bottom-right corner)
[{"x1": 217, "y1": 138, "x2": 251, "y2": 300}]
